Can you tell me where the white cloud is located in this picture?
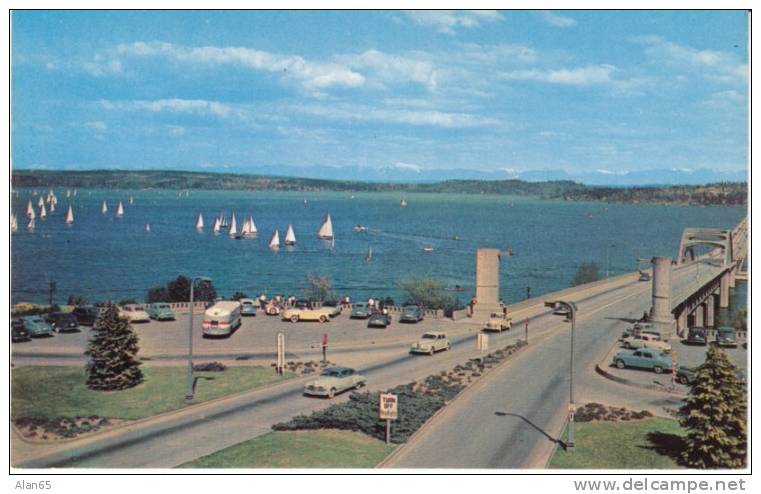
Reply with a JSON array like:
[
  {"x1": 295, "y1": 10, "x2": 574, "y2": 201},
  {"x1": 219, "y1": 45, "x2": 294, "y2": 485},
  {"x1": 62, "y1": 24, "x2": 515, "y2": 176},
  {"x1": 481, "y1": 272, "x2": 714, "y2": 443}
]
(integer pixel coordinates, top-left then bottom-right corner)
[
  {"x1": 540, "y1": 11, "x2": 577, "y2": 28},
  {"x1": 84, "y1": 121, "x2": 108, "y2": 131},
  {"x1": 404, "y1": 10, "x2": 503, "y2": 34},
  {"x1": 115, "y1": 41, "x2": 365, "y2": 91},
  {"x1": 82, "y1": 56, "x2": 123, "y2": 77},
  {"x1": 501, "y1": 64, "x2": 615, "y2": 85},
  {"x1": 392, "y1": 161, "x2": 423, "y2": 172},
  {"x1": 635, "y1": 35, "x2": 747, "y2": 85},
  {"x1": 293, "y1": 103, "x2": 500, "y2": 128},
  {"x1": 338, "y1": 49, "x2": 439, "y2": 91},
  {"x1": 100, "y1": 98, "x2": 238, "y2": 119}
]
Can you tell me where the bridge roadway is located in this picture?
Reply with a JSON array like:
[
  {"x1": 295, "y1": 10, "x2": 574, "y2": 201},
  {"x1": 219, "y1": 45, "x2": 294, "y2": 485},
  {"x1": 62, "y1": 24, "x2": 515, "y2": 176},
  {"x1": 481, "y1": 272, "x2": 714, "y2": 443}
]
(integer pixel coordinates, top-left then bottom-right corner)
[
  {"x1": 15, "y1": 258, "x2": 717, "y2": 469},
  {"x1": 384, "y1": 258, "x2": 716, "y2": 469}
]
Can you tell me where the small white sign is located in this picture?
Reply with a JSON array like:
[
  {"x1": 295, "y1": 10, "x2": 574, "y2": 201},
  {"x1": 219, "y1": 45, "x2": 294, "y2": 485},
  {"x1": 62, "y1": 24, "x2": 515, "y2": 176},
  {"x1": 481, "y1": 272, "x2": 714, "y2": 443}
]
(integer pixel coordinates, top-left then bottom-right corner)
[
  {"x1": 379, "y1": 393, "x2": 398, "y2": 420},
  {"x1": 477, "y1": 333, "x2": 489, "y2": 352},
  {"x1": 276, "y1": 332, "x2": 285, "y2": 369}
]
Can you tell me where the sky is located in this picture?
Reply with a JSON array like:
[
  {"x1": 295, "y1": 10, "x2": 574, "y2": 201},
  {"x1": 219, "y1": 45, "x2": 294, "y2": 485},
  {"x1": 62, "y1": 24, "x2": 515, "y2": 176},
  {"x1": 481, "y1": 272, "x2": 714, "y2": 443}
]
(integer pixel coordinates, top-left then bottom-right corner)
[{"x1": 11, "y1": 10, "x2": 749, "y2": 177}]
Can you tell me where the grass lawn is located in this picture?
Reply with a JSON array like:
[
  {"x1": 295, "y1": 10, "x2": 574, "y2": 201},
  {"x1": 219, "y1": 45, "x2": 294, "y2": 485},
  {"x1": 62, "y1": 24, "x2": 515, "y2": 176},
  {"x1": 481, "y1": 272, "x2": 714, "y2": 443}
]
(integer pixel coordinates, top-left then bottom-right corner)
[
  {"x1": 549, "y1": 418, "x2": 687, "y2": 469},
  {"x1": 12, "y1": 366, "x2": 293, "y2": 420},
  {"x1": 180, "y1": 430, "x2": 396, "y2": 468}
]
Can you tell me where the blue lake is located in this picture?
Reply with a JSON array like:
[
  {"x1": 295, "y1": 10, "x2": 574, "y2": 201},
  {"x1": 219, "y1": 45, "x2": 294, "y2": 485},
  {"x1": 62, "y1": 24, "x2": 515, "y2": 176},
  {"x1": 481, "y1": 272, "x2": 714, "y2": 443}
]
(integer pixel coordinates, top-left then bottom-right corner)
[{"x1": 11, "y1": 189, "x2": 746, "y2": 307}]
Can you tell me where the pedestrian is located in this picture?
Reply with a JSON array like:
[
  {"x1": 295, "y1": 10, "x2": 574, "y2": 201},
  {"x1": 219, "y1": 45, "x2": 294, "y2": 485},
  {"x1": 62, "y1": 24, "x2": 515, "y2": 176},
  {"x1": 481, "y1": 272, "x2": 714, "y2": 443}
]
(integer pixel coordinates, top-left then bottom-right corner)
[
  {"x1": 368, "y1": 297, "x2": 375, "y2": 309},
  {"x1": 382, "y1": 305, "x2": 389, "y2": 316},
  {"x1": 259, "y1": 293, "x2": 267, "y2": 310}
]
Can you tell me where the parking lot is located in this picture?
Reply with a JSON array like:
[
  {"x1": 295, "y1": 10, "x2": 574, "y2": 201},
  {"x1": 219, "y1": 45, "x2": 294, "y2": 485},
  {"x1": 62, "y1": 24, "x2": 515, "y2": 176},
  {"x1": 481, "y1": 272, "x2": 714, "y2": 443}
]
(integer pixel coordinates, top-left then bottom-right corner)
[{"x1": 12, "y1": 308, "x2": 468, "y2": 363}]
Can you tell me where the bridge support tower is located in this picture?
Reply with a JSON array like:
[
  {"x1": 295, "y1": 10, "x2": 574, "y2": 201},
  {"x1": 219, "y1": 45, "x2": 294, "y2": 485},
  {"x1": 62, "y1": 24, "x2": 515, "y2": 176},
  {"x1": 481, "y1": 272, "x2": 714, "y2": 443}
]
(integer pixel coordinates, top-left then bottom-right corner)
[
  {"x1": 650, "y1": 256, "x2": 675, "y2": 339},
  {"x1": 473, "y1": 248, "x2": 502, "y2": 321}
]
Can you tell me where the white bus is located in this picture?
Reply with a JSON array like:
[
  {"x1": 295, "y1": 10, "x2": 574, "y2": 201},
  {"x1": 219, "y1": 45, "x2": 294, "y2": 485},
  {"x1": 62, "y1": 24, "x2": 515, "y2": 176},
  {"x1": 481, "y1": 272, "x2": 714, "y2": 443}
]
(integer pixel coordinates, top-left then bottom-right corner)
[{"x1": 202, "y1": 300, "x2": 242, "y2": 337}]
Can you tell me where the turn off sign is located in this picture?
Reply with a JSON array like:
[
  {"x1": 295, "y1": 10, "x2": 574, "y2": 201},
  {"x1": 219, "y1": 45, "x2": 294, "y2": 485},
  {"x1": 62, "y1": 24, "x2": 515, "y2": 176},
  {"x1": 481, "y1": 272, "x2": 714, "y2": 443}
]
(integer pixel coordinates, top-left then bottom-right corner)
[{"x1": 379, "y1": 393, "x2": 398, "y2": 420}]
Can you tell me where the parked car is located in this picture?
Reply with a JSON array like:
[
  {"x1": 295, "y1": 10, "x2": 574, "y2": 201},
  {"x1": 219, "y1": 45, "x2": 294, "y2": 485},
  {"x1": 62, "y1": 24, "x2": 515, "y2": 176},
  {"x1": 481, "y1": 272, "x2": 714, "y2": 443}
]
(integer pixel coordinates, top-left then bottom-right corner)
[
  {"x1": 239, "y1": 299, "x2": 257, "y2": 317},
  {"x1": 20, "y1": 315, "x2": 54, "y2": 338},
  {"x1": 72, "y1": 306, "x2": 100, "y2": 326},
  {"x1": 621, "y1": 330, "x2": 663, "y2": 343},
  {"x1": 686, "y1": 326, "x2": 708, "y2": 345},
  {"x1": 11, "y1": 319, "x2": 30, "y2": 342},
  {"x1": 399, "y1": 305, "x2": 424, "y2": 323},
  {"x1": 612, "y1": 349, "x2": 672, "y2": 373},
  {"x1": 367, "y1": 313, "x2": 392, "y2": 328},
  {"x1": 46, "y1": 312, "x2": 80, "y2": 333},
  {"x1": 293, "y1": 299, "x2": 311, "y2": 309},
  {"x1": 282, "y1": 307, "x2": 330, "y2": 323},
  {"x1": 303, "y1": 367, "x2": 366, "y2": 398},
  {"x1": 319, "y1": 300, "x2": 342, "y2": 318},
  {"x1": 203, "y1": 301, "x2": 242, "y2": 337},
  {"x1": 622, "y1": 333, "x2": 671, "y2": 353},
  {"x1": 676, "y1": 365, "x2": 696, "y2": 385},
  {"x1": 265, "y1": 302, "x2": 281, "y2": 316},
  {"x1": 119, "y1": 305, "x2": 151, "y2": 323},
  {"x1": 410, "y1": 331, "x2": 451, "y2": 355},
  {"x1": 349, "y1": 303, "x2": 372, "y2": 319},
  {"x1": 715, "y1": 326, "x2": 738, "y2": 348},
  {"x1": 638, "y1": 271, "x2": 651, "y2": 282},
  {"x1": 146, "y1": 302, "x2": 176, "y2": 321},
  {"x1": 483, "y1": 313, "x2": 512, "y2": 332}
]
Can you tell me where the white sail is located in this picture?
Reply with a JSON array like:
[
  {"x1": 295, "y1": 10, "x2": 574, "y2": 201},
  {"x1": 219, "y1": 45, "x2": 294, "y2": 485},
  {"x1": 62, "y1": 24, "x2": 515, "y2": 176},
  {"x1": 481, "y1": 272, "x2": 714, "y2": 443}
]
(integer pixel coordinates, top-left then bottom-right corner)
[
  {"x1": 269, "y1": 229, "x2": 280, "y2": 249},
  {"x1": 65, "y1": 205, "x2": 74, "y2": 225},
  {"x1": 37, "y1": 197, "x2": 45, "y2": 208},
  {"x1": 249, "y1": 216, "x2": 258, "y2": 234},
  {"x1": 27, "y1": 217, "x2": 35, "y2": 231},
  {"x1": 116, "y1": 201, "x2": 124, "y2": 218},
  {"x1": 39, "y1": 203, "x2": 47, "y2": 219},
  {"x1": 11, "y1": 213, "x2": 17, "y2": 233},
  {"x1": 144, "y1": 223, "x2": 151, "y2": 232},
  {"x1": 49, "y1": 202, "x2": 56, "y2": 213},
  {"x1": 213, "y1": 217, "x2": 221, "y2": 234},
  {"x1": 72, "y1": 189, "x2": 77, "y2": 197},
  {"x1": 400, "y1": 198, "x2": 407, "y2": 207},
  {"x1": 66, "y1": 189, "x2": 71, "y2": 198},
  {"x1": 366, "y1": 246, "x2": 373, "y2": 262},
  {"x1": 129, "y1": 195, "x2": 134, "y2": 205},
  {"x1": 26, "y1": 200, "x2": 35, "y2": 219},
  {"x1": 196, "y1": 213, "x2": 204, "y2": 230},
  {"x1": 240, "y1": 216, "x2": 256, "y2": 237},
  {"x1": 228, "y1": 213, "x2": 238, "y2": 236},
  {"x1": 284, "y1": 224, "x2": 296, "y2": 245},
  {"x1": 317, "y1": 213, "x2": 334, "y2": 239},
  {"x1": 101, "y1": 201, "x2": 108, "y2": 214},
  {"x1": 50, "y1": 194, "x2": 57, "y2": 206}
]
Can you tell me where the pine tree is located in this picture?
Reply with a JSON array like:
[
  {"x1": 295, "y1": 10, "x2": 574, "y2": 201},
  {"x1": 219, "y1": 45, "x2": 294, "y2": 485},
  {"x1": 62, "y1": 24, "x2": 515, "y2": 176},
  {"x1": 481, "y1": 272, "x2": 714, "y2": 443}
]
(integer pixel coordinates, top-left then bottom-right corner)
[
  {"x1": 85, "y1": 304, "x2": 143, "y2": 390},
  {"x1": 679, "y1": 345, "x2": 747, "y2": 468}
]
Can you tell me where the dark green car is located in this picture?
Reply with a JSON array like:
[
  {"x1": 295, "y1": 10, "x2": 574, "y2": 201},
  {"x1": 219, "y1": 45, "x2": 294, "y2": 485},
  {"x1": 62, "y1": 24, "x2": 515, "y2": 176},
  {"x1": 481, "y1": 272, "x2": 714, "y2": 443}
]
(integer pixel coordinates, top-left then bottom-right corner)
[
  {"x1": 715, "y1": 326, "x2": 738, "y2": 348},
  {"x1": 146, "y1": 303, "x2": 176, "y2": 321},
  {"x1": 399, "y1": 305, "x2": 424, "y2": 323}
]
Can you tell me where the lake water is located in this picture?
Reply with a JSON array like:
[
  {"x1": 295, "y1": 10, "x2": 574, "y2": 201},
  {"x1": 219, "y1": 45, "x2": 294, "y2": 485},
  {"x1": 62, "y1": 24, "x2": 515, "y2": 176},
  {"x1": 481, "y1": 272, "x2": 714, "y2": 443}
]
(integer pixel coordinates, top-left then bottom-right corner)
[{"x1": 11, "y1": 189, "x2": 746, "y2": 309}]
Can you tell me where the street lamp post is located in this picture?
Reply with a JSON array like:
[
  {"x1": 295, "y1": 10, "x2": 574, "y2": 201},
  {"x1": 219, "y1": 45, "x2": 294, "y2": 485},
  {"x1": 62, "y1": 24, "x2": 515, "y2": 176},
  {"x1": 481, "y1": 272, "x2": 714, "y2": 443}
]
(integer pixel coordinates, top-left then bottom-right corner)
[
  {"x1": 186, "y1": 276, "x2": 211, "y2": 404},
  {"x1": 545, "y1": 299, "x2": 578, "y2": 450}
]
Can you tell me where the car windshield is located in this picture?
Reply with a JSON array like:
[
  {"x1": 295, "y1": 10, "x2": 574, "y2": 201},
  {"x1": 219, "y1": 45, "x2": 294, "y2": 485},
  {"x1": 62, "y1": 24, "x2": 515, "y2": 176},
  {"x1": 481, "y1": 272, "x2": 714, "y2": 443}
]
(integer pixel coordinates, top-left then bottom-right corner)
[
  {"x1": 320, "y1": 369, "x2": 343, "y2": 377},
  {"x1": 241, "y1": 301, "x2": 253, "y2": 305},
  {"x1": 157, "y1": 304, "x2": 170, "y2": 309},
  {"x1": 404, "y1": 306, "x2": 418, "y2": 312},
  {"x1": 354, "y1": 304, "x2": 366, "y2": 309},
  {"x1": 422, "y1": 334, "x2": 438, "y2": 339},
  {"x1": 323, "y1": 301, "x2": 337, "y2": 307}
]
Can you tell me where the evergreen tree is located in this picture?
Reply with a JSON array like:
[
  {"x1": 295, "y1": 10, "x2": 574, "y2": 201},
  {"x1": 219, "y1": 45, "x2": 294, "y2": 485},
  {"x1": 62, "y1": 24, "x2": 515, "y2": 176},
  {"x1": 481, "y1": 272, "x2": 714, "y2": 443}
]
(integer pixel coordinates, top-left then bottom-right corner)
[
  {"x1": 85, "y1": 304, "x2": 143, "y2": 391},
  {"x1": 679, "y1": 345, "x2": 747, "y2": 468}
]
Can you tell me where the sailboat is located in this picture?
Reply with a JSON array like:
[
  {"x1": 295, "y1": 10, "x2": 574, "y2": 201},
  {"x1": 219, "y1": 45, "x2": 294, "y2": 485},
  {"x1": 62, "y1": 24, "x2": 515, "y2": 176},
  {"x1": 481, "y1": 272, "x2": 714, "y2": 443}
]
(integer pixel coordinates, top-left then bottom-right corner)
[
  {"x1": 37, "y1": 197, "x2": 45, "y2": 209},
  {"x1": 400, "y1": 198, "x2": 408, "y2": 208},
  {"x1": 27, "y1": 217, "x2": 35, "y2": 231},
  {"x1": 65, "y1": 205, "x2": 74, "y2": 225},
  {"x1": 144, "y1": 223, "x2": 151, "y2": 233},
  {"x1": 228, "y1": 213, "x2": 238, "y2": 237},
  {"x1": 269, "y1": 229, "x2": 280, "y2": 250},
  {"x1": 101, "y1": 201, "x2": 108, "y2": 215},
  {"x1": 39, "y1": 203, "x2": 47, "y2": 220},
  {"x1": 115, "y1": 201, "x2": 124, "y2": 219},
  {"x1": 49, "y1": 202, "x2": 56, "y2": 213},
  {"x1": 26, "y1": 200, "x2": 35, "y2": 219},
  {"x1": 220, "y1": 214, "x2": 229, "y2": 228},
  {"x1": 11, "y1": 213, "x2": 18, "y2": 233},
  {"x1": 317, "y1": 213, "x2": 334, "y2": 240},
  {"x1": 129, "y1": 195, "x2": 134, "y2": 205},
  {"x1": 196, "y1": 213, "x2": 204, "y2": 230},
  {"x1": 239, "y1": 216, "x2": 256, "y2": 238},
  {"x1": 284, "y1": 224, "x2": 296, "y2": 246},
  {"x1": 366, "y1": 246, "x2": 373, "y2": 262},
  {"x1": 212, "y1": 216, "x2": 221, "y2": 234},
  {"x1": 72, "y1": 189, "x2": 77, "y2": 197},
  {"x1": 66, "y1": 189, "x2": 71, "y2": 198},
  {"x1": 247, "y1": 216, "x2": 257, "y2": 235}
]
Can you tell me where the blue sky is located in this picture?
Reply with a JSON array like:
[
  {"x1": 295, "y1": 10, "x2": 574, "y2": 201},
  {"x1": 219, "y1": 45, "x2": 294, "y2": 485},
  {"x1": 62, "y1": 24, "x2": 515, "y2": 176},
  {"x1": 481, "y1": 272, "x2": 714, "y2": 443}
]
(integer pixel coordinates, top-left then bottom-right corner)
[{"x1": 11, "y1": 10, "x2": 749, "y2": 177}]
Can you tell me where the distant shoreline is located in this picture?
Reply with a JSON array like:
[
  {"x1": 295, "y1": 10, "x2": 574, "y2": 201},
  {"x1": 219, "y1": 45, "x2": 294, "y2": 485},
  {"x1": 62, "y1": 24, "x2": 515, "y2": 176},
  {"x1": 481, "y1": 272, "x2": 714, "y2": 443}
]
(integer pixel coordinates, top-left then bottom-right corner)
[{"x1": 11, "y1": 169, "x2": 747, "y2": 206}]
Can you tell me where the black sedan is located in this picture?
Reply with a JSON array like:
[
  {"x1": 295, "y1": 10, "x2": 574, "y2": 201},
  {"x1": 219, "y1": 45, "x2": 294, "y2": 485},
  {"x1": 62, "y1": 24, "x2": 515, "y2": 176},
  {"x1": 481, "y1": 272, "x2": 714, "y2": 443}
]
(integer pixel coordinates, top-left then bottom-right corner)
[
  {"x1": 11, "y1": 319, "x2": 30, "y2": 343},
  {"x1": 367, "y1": 313, "x2": 392, "y2": 328},
  {"x1": 47, "y1": 312, "x2": 80, "y2": 333}
]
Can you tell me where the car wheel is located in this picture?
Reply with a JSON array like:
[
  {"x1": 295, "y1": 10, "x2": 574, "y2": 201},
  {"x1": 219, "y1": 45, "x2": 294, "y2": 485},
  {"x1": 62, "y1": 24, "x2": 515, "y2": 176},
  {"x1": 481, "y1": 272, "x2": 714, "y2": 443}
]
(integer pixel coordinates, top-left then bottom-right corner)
[
  {"x1": 624, "y1": 342, "x2": 631, "y2": 349},
  {"x1": 678, "y1": 375, "x2": 688, "y2": 385},
  {"x1": 653, "y1": 366, "x2": 663, "y2": 374},
  {"x1": 429, "y1": 347, "x2": 435, "y2": 356},
  {"x1": 616, "y1": 359, "x2": 626, "y2": 369},
  {"x1": 290, "y1": 315, "x2": 299, "y2": 323},
  {"x1": 328, "y1": 388, "x2": 336, "y2": 398},
  {"x1": 355, "y1": 381, "x2": 365, "y2": 389},
  {"x1": 319, "y1": 315, "x2": 328, "y2": 323}
]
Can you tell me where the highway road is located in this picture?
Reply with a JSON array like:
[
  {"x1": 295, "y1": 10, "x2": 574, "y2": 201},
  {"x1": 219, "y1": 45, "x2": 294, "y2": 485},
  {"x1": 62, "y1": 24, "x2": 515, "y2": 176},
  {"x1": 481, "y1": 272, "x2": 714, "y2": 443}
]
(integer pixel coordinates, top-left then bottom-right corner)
[
  {"x1": 384, "y1": 259, "x2": 720, "y2": 468},
  {"x1": 15, "y1": 258, "x2": 724, "y2": 468}
]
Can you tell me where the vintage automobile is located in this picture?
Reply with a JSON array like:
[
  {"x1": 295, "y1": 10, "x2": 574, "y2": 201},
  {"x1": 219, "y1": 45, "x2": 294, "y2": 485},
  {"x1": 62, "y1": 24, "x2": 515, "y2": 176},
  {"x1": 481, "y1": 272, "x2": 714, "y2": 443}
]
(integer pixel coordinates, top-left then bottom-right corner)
[
  {"x1": 264, "y1": 302, "x2": 281, "y2": 316},
  {"x1": 71, "y1": 306, "x2": 100, "y2": 326},
  {"x1": 622, "y1": 333, "x2": 671, "y2": 353},
  {"x1": 715, "y1": 326, "x2": 738, "y2": 348},
  {"x1": 20, "y1": 315, "x2": 55, "y2": 338},
  {"x1": 676, "y1": 366, "x2": 696, "y2": 385},
  {"x1": 318, "y1": 300, "x2": 342, "y2": 318},
  {"x1": 686, "y1": 326, "x2": 708, "y2": 346},
  {"x1": 46, "y1": 312, "x2": 80, "y2": 332},
  {"x1": 146, "y1": 302, "x2": 176, "y2": 321},
  {"x1": 612, "y1": 349, "x2": 673, "y2": 374},
  {"x1": 11, "y1": 319, "x2": 31, "y2": 342},
  {"x1": 303, "y1": 367, "x2": 366, "y2": 398},
  {"x1": 410, "y1": 331, "x2": 451, "y2": 355},
  {"x1": 349, "y1": 303, "x2": 372, "y2": 319},
  {"x1": 119, "y1": 305, "x2": 151, "y2": 323},
  {"x1": 238, "y1": 298, "x2": 257, "y2": 317},
  {"x1": 638, "y1": 271, "x2": 652, "y2": 282},
  {"x1": 399, "y1": 305, "x2": 424, "y2": 323},
  {"x1": 367, "y1": 313, "x2": 392, "y2": 328},
  {"x1": 483, "y1": 313, "x2": 512, "y2": 332},
  {"x1": 282, "y1": 307, "x2": 331, "y2": 323}
]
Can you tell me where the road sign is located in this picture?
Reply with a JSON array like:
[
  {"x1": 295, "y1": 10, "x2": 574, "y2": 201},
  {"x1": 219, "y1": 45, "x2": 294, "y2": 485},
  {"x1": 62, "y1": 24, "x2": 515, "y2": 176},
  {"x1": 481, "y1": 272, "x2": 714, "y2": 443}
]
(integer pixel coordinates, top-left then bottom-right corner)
[
  {"x1": 322, "y1": 333, "x2": 328, "y2": 346},
  {"x1": 379, "y1": 393, "x2": 398, "y2": 420},
  {"x1": 276, "y1": 332, "x2": 285, "y2": 375},
  {"x1": 477, "y1": 333, "x2": 489, "y2": 352}
]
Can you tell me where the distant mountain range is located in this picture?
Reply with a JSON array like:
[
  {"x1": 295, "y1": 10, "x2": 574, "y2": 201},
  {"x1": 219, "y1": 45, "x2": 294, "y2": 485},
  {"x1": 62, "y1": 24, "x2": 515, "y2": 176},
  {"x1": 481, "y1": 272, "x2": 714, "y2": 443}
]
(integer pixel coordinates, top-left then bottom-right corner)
[{"x1": 180, "y1": 164, "x2": 748, "y2": 186}]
